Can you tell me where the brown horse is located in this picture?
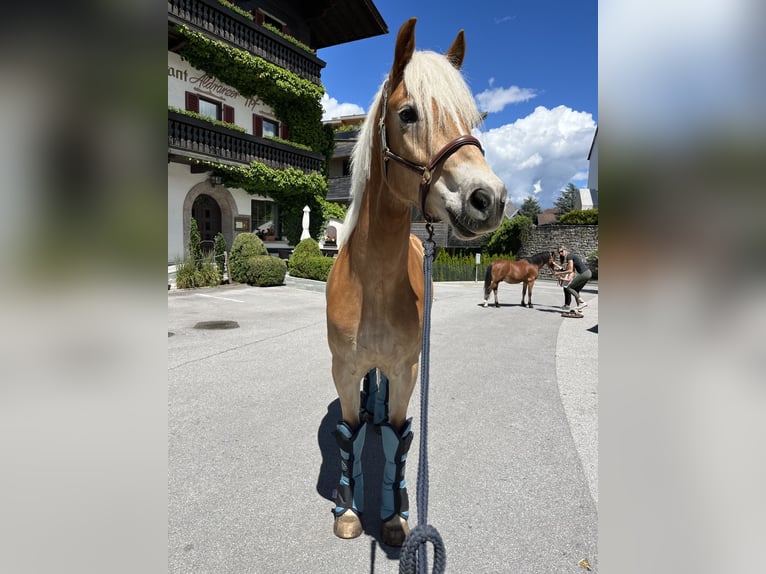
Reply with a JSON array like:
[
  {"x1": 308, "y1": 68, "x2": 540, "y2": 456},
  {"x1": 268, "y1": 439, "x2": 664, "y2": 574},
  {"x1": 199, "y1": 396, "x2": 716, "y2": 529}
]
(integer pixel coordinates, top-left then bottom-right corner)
[
  {"x1": 325, "y1": 18, "x2": 507, "y2": 546},
  {"x1": 482, "y1": 251, "x2": 556, "y2": 308}
]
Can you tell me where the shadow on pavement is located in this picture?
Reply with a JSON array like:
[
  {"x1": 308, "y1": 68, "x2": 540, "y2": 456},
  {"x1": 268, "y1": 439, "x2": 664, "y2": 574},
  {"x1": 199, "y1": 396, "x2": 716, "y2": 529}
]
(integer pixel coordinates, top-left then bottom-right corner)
[{"x1": 316, "y1": 400, "x2": 401, "y2": 560}]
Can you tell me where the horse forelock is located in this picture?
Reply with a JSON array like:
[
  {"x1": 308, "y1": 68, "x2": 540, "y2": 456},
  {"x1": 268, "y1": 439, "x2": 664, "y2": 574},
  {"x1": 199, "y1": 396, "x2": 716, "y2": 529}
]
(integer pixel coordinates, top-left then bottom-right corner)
[{"x1": 340, "y1": 50, "x2": 482, "y2": 247}]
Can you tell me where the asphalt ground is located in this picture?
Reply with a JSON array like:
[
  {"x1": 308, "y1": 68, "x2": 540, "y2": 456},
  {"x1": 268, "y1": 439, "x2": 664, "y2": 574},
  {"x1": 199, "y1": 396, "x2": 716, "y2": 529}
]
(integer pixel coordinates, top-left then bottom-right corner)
[{"x1": 168, "y1": 277, "x2": 598, "y2": 573}]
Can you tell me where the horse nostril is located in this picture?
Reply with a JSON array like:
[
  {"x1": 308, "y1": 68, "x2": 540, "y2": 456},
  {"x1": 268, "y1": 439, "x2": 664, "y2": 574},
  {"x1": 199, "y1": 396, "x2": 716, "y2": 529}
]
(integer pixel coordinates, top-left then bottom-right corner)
[{"x1": 469, "y1": 188, "x2": 492, "y2": 212}]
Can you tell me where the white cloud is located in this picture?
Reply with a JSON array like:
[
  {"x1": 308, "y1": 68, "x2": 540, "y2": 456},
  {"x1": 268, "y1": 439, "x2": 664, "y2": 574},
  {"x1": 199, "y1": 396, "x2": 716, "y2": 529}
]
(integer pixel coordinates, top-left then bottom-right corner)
[
  {"x1": 475, "y1": 85, "x2": 537, "y2": 113},
  {"x1": 321, "y1": 93, "x2": 365, "y2": 121},
  {"x1": 476, "y1": 105, "x2": 596, "y2": 209}
]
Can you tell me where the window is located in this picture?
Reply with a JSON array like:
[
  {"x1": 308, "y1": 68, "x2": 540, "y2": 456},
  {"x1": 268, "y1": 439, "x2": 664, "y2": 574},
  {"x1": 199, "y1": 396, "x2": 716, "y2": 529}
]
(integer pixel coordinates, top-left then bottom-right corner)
[
  {"x1": 198, "y1": 97, "x2": 221, "y2": 121},
  {"x1": 251, "y1": 200, "x2": 275, "y2": 237},
  {"x1": 253, "y1": 9, "x2": 288, "y2": 34},
  {"x1": 185, "y1": 92, "x2": 234, "y2": 124},
  {"x1": 262, "y1": 118, "x2": 279, "y2": 138},
  {"x1": 342, "y1": 159, "x2": 352, "y2": 176},
  {"x1": 253, "y1": 115, "x2": 281, "y2": 138}
]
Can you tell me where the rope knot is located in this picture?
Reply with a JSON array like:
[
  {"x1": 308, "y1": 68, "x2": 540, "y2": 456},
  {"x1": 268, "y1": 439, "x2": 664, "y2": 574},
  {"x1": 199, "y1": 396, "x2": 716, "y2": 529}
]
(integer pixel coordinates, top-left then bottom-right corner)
[{"x1": 398, "y1": 524, "x2": 446, "y2": 574}]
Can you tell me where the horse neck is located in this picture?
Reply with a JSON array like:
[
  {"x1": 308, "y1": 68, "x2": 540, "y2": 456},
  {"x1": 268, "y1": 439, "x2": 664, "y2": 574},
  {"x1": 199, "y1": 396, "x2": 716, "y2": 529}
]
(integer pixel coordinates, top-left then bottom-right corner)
[{"x1": 347, "y1": 169, "x2": 414, "y2": 280}]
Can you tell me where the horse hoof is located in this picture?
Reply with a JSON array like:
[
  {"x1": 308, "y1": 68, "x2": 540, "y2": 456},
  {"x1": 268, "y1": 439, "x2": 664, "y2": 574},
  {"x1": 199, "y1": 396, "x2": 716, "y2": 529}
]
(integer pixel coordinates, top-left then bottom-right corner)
[
  {"x1": 482, "y1": 302, "x2": 488, "y2": 308},
  {"x1": 381, "y1": 515, "x2": 409, "y2": 547},
  {"x1": 334, "y1": 511, "x2": 363, "y2": 539},
  {"x1": 495, "y1": 303, "x2": 500, "y2": 308}
]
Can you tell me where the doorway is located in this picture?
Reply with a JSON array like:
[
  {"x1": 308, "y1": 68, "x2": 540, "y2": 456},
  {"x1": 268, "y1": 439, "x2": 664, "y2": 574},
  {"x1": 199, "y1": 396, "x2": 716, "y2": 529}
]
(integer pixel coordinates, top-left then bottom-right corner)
[{"x1": 192, "y1": 194, "x2": 221, "y2": 251}]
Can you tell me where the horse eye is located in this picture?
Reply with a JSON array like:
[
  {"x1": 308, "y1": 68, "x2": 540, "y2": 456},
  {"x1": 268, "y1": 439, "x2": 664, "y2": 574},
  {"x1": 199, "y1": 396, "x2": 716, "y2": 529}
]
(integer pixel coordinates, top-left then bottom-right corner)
[{"x1": 398, "y1": 107, "x2": 418, "y2": 124}]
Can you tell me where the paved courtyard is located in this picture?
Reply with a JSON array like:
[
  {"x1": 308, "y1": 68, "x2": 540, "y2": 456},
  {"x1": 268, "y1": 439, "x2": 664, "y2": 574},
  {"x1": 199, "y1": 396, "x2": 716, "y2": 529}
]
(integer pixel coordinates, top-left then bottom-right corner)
[{"x1": 168, "y1": 277, "x2": 598, "y2": 573}]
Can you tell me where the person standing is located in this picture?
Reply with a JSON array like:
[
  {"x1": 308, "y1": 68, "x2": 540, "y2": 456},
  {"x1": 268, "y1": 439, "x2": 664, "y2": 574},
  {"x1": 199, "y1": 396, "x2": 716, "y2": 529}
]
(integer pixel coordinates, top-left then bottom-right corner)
[{"x1": 554, "y1": 245, "x2": 592, "y2": 311}]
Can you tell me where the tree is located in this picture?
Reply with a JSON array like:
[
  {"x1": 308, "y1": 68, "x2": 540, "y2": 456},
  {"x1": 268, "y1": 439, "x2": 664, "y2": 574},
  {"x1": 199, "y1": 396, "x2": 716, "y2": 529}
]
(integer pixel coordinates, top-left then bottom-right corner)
[
  {"x1": 189, "y1": 218, "x2": 202, "y2": 271},
  {"x1": 554, "y1": 182, "x2": 579, "y2": 215},
  {"x1": 519, "y1": 195, "x2": 542, "y2": 220}
]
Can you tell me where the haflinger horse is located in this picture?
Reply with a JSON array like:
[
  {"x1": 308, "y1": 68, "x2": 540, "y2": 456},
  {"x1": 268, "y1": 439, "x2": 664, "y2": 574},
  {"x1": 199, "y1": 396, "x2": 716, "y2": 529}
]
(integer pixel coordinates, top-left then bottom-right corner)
[
  {"x1": 482, "y1": 251, "x2": 556, "y2": 308},
  {"x1": 325, "y1": 18, "x2": 507, "y2": 546}
]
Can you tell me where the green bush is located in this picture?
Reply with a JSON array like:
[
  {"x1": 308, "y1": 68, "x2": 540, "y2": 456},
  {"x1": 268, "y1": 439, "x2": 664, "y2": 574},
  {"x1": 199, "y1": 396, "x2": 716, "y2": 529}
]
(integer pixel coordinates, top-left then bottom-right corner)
[
  {"x1": 230, "y1": 233, "x2": 268, "y2": 283},
  {"x1": 302, "y1": 256, "x2": 335, "y2": 281},
  {"x1": 175, "y1": 253, "x2": 220, "y2": 289},
  {"x1": 559, "y1": 209, "x2": 598, "y2": 225},
  {"x1": 240, "y1": 255, "x2": 287, "y2": 286},
  {"x1": 587, "y1": 249, "x2": 599, "y2": 280},
  {"x1": 288, "y1": 237, "x2": 334, "y2": 280}
]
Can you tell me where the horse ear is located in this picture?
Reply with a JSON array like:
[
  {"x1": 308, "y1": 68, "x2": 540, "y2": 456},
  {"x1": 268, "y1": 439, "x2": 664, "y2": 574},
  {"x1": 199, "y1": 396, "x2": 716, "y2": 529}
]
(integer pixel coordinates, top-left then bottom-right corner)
[
  {"x1": 445, "y1": 30, "x2": 465, "y2": 70},
  {"x1": 389, "y1": 18, "x2": 417, "y2": 89}
]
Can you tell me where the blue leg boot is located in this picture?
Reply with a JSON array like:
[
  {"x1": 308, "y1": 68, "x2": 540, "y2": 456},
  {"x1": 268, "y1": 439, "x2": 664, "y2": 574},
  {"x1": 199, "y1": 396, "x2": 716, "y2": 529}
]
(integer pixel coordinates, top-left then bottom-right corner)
[
  {"x1": 379, "y1": 418, "x2": 413, "y2": 546},
  {"x1": 333, "y1": 421, "x2": 367, "y2": 538}
]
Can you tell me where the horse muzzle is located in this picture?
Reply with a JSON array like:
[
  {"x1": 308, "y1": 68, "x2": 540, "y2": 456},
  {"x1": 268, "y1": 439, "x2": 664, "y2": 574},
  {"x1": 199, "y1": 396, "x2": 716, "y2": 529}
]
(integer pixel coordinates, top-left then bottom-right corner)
[{"x1": 445, "y1": 181, "x2": 507, "y2": 239}]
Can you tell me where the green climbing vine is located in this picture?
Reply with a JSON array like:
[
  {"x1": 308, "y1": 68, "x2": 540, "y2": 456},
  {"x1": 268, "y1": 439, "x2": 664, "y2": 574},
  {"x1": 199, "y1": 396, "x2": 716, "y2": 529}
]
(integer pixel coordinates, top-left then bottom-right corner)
[
  {"x1": 177, "y1": 25, "x2": 330, "y2": 155},
  {"x1": 192, "y1": 158, "x2": 328, "y2": 245}
]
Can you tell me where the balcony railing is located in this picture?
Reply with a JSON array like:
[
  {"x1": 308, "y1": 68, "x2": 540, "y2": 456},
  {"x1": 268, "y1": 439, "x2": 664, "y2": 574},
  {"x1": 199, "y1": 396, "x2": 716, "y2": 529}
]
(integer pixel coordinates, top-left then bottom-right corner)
[
  {"x1": 168, "y1": 0, "x2": 325, "y2": 85},
  {"x1": 168, "y1": 111, "x2": 324, "y2": 173}
]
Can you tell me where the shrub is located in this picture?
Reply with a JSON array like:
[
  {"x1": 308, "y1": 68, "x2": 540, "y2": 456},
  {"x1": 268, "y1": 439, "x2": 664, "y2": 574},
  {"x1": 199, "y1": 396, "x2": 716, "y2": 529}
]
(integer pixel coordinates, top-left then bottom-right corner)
[
  {"x1": 214, "y1": 232, "x2": 227, "y2": 284},
  {"x1": 230, "y1": 233, "x2": 268, "y2": 283},
  {"x1": 482, "y1": 215, "x2": 531, "y2": 256},
  {"x1": 240, "y1": 255, "x2": 287, "y2": 286},
  {"x1": 288, "y1": 237, "x2": 334, "y2": 280},
  {"x1": 302, "y1": 256, "x2": 335, "y2": 281},
  {"x1": 175, "y1": 253, "x2": 219, "y2": 289},
  {"x1": 189, "y1": 219, "x2": 203, "y2": 271},
  {"x1": 559, "y1": 209, "x2": 598, "y2": 225},
  {"x1": 587, "y1": 249, "x2": 599, "y2": 280}
]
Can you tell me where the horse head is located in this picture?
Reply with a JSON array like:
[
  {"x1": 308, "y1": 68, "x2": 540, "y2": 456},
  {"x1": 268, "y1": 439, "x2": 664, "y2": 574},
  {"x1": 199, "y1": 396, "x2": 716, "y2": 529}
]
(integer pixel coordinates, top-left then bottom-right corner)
[
  {"x1": 378, "y1": 18, "x2": 507, "y2": 239},
  {"x1": 548, "y1": 250, "x2": 557, "y2": 270}
]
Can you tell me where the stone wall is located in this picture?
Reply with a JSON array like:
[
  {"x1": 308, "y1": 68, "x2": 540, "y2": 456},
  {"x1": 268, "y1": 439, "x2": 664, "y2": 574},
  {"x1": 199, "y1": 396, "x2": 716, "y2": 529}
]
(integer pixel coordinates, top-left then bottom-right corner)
[{"x1": 519, "y1": 225, "x2": 598, "y2": 273}]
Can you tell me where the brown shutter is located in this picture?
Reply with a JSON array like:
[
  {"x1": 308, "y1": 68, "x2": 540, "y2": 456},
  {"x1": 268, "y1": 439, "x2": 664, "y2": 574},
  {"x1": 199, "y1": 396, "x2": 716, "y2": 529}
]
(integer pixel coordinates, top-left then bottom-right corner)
[
  {"x1": 253, "y1": 115, "x2": 263, "y2": 137},
  {"x1": 223, "y1": 105, "x2": 234, "y2": 124},
  {"x1": 253, "y1": 9, "x2": 264, "y2": 25},
  {"x1": 280, "y1": 122, "x2": 289, "y2": 140},
  {"x1": 282, "y1": 25, "x2": 291, "y2": 35},
  {"x1": 185, "y1": 92, "x2": 199, "y2": 113}
]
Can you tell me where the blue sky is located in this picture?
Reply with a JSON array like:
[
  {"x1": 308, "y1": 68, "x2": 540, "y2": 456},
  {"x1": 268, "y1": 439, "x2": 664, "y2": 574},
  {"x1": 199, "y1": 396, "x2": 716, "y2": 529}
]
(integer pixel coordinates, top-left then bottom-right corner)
[{"x1": 317, "y1": 0, "x2": 597, "y2": 209}]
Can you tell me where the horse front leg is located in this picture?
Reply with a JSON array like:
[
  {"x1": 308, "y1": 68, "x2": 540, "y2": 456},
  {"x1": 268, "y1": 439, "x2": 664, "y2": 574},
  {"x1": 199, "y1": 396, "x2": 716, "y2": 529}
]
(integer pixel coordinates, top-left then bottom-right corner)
[
  {"x1": 378, "y1": 362, "x2": 418, "y2": 547},
  {"x1": 521, "y1": 281, "x2": 528, "y2": 306},
  {"x1": 331, "y1": 359, "x2": 366, "y2": 539},
  {"x1": 527, "y1": 280, "x2": 534, "y2": 308}
]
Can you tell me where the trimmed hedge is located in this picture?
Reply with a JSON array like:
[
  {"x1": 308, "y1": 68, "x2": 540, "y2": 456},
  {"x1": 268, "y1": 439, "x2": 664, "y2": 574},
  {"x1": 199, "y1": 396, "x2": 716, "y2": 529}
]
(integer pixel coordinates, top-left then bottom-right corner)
[
  {"x1": 240, "y1": 255, "x2": 287, "y2": 286},
  {"x1": 559, "y1": 209, "x2": 598, "y2": 225},
  {"x1": 288, "y1": 237, "x2": 334, "y2": 281},
  {"x1": 230, "y1": 233, "x2": 268, "y2": 283}
]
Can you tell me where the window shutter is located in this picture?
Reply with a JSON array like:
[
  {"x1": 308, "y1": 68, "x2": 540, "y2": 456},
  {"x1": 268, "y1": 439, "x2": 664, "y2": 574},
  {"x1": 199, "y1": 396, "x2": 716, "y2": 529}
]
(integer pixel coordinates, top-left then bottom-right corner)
[
  {"x1": 280, "y1": 123, "x2": 289, "y2": 140},
  {"x1": 185, "y1": 92, "x2": 199, "y2": 113},
  {"x1": 253, "y1": 9, "x2": 264, "y2": 25},
  {"x1": 282, "y1": 25, "x2": 291, "y2": 35},
  {"x1": 253, "y1": 115, "x2": 263, "y2": 137},
  {"x1": 223, "y1": 105, "x2": 234, "y2": 124}
]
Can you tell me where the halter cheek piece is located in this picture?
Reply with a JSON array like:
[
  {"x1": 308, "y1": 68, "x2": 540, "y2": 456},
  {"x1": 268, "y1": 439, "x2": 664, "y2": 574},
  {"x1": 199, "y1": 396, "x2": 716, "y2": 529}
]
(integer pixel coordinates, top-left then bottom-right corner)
[{"x1": 378, "y1": 80, "x2": 484, "y2": 223}]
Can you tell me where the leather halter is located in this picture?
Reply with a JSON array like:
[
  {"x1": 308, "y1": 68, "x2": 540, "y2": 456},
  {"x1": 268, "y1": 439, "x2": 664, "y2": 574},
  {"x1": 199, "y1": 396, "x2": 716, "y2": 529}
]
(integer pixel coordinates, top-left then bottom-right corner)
[{"x1": 378, "y1": 81, "x2": 484, "y2": 223}]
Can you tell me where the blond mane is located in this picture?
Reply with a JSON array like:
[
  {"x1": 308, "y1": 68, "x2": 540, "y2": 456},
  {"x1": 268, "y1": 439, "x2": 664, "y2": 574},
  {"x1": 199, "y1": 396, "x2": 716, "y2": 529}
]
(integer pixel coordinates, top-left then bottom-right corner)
[{"x1": 339, "y1": 50, "x2": 482, "y2": 245}]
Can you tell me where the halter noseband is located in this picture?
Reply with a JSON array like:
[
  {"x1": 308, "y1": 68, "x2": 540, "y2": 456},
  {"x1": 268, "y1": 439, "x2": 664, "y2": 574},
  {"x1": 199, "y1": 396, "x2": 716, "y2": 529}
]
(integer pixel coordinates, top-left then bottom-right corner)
[{"x1": 378, "y1": 80, "x2": 484, "y2": 223}]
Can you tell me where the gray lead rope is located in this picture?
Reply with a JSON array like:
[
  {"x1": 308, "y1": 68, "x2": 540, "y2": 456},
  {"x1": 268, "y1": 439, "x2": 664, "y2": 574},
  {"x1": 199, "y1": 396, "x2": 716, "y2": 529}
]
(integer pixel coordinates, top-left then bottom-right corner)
[{"x1": 399, "y1": 223, "x2": 446, "y2": 574}]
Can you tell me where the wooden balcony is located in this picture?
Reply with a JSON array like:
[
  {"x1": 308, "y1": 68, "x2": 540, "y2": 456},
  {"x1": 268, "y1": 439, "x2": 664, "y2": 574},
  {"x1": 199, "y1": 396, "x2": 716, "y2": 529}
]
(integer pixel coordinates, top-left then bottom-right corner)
[
  {"x1": 168, "y1": 111, "x2": 324, "y2": 173},
  {"x1": 168, "y1": 0, "x2": 325, "y2": 85}
]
